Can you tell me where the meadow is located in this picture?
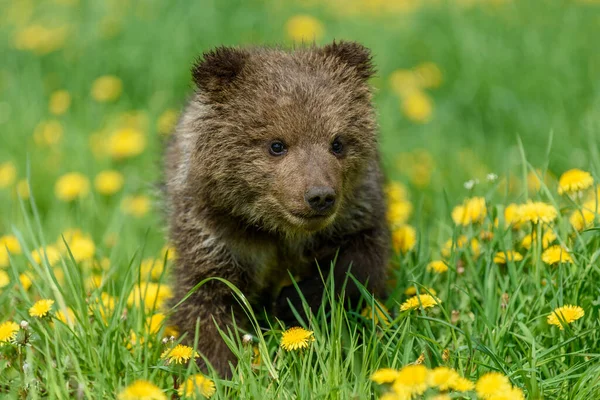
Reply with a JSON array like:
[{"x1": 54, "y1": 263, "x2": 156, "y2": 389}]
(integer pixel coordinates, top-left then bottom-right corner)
[{"x1": 1, "y1": 0, "x2": 600, "y2": 398}]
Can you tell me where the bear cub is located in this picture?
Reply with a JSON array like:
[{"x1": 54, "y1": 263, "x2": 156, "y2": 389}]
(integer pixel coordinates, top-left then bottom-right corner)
[{"x1": 164, "y1": 41, "x2": 390, "y2": 377}]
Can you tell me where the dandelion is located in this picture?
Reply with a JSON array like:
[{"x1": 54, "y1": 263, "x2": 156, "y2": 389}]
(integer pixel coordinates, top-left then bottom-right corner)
[
  {"x1": 127, "y1": 282, "x2": 172, "y2": 311},
  {"x1": 0, "y1": 270, "x2": 9, "y2": 288},
  {"x1": 140, "y1": 258, "x2": 165, "y2": 281},
  {"x1": 387, "y1": 200, "x2": 413, "y2": 227},
  {"x1": 107, "y1": 128, "x2": 146, "y2": 160},
  {"x1": 427, "y1": 260, "x2": 448, "y2": 273},
  {"x1": 280, "y1": 326, "x2": 315, "y2": 351},
  {"x1": 16, "y1": 179, "x2": 30, "y2": 199},
  {"x1": 517, "y1": 201, "x2": 557, "y2": 224},
  {"x1": 285, "y1": 15, "x2": 324, "y2": 42},
  {"x1": 486, "y1": 173, "x2": 498, "y2": 182},
  {"x1": 521, "y1": 230, "x2": 556, "y2": 250},
  {"x1": 441, "y1": 235, "x2": 481, "y2": 258},
  {"x1": 29, "y1": 299, "x2": 55, "y2": 318},
  {"x1": 161, "y1": 344, "x2": 199, "y2": 364},
  {"x1": 117, "y1": 380, "x2": 166, "y2": 400},
  {"x1": 371, "y1": 368, "x2": 400, "y2": 384},
  {"x1": 401, "y1": 90, "x2": 433, "y2": 124},
  {"x1": 392, "y1": 365, "x2": 429, "y2": 396},
  {"x1": 0, "y1": 161, "x2": 17, "y2": 189},
  {"x1": 31, "y1": 245, "x2": 62, "y2": 266},
  {"x1": 95, "y1": 170, "x2": 125, "y2": 195},
  {"x1": 452, "y1": 197, "x2": 486, "y2": 226},
  {"x1": 55, "y1": 172, "x2": 90, "y2": 201},
  {"x1": 34, "y1": 120, "x2": 64, "y2": 146},
  {"x1": 392, "y1": 225, "x2": 416, "y2": 253},
  {"x1": 503, "y1": 203, "x2": 522, "y2": 228},
  {"x1": 67, "y1": 236, "x2": 96, "y2": 262},
  {"x1": 493, "y1": 251, "x2": 523, "y2": 264},
  {"x1": 157, "y1": 109, "x2": 179, "y2": 135},
  {"x1": 414, "y1": 62, "x2": 443, "y2": 89},
  {"x1": 569, "y1": 201, "x2": 598, "y2": 231},
  {"x1": 428, "y1": 366, "x2": 460, "y2": 391},
  {"x1": 475, "y1": 372, "x2": 512, "y2": 399},
  {"x1": 55, "y1": 307, "x2": 76, "y2": 328},
  {"x1": 542, "y1": 245, "x2": 573, "y2": 265},
  {"x1": 400, "y1": 294, "x2": 440, "y2": 311},
  {"x1": 0, "y1": 234, "x2": 21, "y2": 267},
  {"x1": 0, "y1": 321, "x2": 19, "y2": 344},
  {"x1": 389, "y1": 69, "x2": 420, "y2": 97},
  {"x1": 463, "y1": 179, "x2": 476, "y2": 190},
  {"x1": 49, "y1": 90, "x2": 71, "y2": 115},
  {"x1": 91, "y1": 75, "x2": 122, "y2": 102},
  {"x1": 361, "y1": 300, "x2": 390, "y2": 326},
  {"x1": 121, "y1": 195, "x2": 151, "y2": 217},
  {"x1": 404, "y1": 286, "x2": 437, "y2": 297},
  {"x1": 19, "y1": 273, "x2": 32, "y2": 290},
  {"x1": 452, "y1": 376, "x2": 475, "y2": 392},
  {"x1": 547, "y1": 305, "x2": 584, "y2": 329},
  {"x1": 558, "y1": 168, "x2": 594, "y2": 195},
  {"x1": 178, "y1": 374, "x2": 216, "y2": 398}
]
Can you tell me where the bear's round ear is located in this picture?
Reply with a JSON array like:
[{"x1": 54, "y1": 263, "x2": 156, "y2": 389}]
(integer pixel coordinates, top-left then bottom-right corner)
[
  {"x1": 192, "y1": 46, "x2": 248, "y2": 95},
  {"x1": 322, "y1": 40, "x2": 375, "y2": 80}
]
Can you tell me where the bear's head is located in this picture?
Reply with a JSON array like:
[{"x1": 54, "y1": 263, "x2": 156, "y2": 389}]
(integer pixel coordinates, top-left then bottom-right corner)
[{"x1": 185, "y1": 41, "x2": 378, "y2": 234}]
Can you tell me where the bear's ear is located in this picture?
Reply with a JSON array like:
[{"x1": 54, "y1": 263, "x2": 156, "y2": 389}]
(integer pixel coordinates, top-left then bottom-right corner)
[
  {"x1": 322, "y1": 40, "x2": 375, "y2": 80},
  {"x1": 192, "y1": 46, "x2": 248, "y2": 94}
]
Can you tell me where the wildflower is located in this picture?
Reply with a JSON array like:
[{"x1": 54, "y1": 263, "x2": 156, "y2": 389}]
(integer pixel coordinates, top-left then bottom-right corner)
[
  {"x1": 19, "y1": 273, "x2": 32, "y2": 290},
  {"x1": 414, "y1": 62, "x2": 443, "y2": 89},
  {"x1": 127, "y1": 282, "x2": 172, "y2": 311},
  {"x1": 55, "y1": 307, "x2": 76, "y2": 327},
  {"x1": 13, "y1": 24, "x2": 68, "y2": 55},
  {"x1": 280, "y1": 326, "x2": 315, "y2": 351},
  {"x1": 0, "y1": 270, "x2": 9, "y2": 288},
  {"x1": 16, "y1": 179, "x2": 30, "y2": 199},
  {"x1": 29, "y1": 299, "x2": 55, "y2": 318},
  {"x1": 558, "y1": 168, "x2": 594, "y2": 195},
  {"x1": 463, "y1": 179, "x2": 477, "y2": 190},
  {"x1": 178, "y1": 374, "x2": 216, "y2": 398},
  {"x1": 486, "y1": 173, "x2": 498, "y2": 182},
  {"x1": 361, "y1": 300, "x2": 390, "y2": 326},
  {"x1": 385, "y1": 181, "x2": 409, "y2": 202},
  {"x1": 517, "y1": 201, "x2": 557, "y2": 224},
  {"x1": 389, "y1": 69, "x2": 420, "y2": 97},
  {"x1": 91, "y1": 75, "x2": 122, "y2": 102},
  {"x1": 404, "y1": 286, "x2": 437, "y2": 297},
  {"x1": 117, "y1": 380, "x2": 166, "y2": 400},
  {"x1": 493, "y1": 251, "x2": 523, "y2": 264},
  {"x1": 55, "y1": 172, "x2": 90, "y2": 201},
  {"x1": 0, "y1": 161, "x2": 17, "y2": 189},
  {"x1": 161, "y1": 344, "x2": 199, "y2": 364},
  {"x1": 157, "y1": 109, "x2": 179, "y2": 135},
  {"x1": 31, "y1": 246, "x2": 61, "y2": 266},
  {"x1": 0, "y1": 234, "x2": 21, "y2": 267},
  {"x1": 392, "y1": 225, "x2": 416, "y2": 253},
  {"x1": 428, "y1": 366, "x2": 460, "y2": 391},
  {"x1": 503, "y1": 203, "x2": 522, "y2": 228},
  {"x1": 140, "y1": 258, "x2": 165, "y2": 281},
  {"x1": 451, "y1": 197, "x2": 486, "y2": 226},
  {"x1": 392, "y1": 365, "x2": 429, "y2": 396},
  {"x1": 94, "y1": 170, "x2": 125, "y2": 195},
  {"x1": 0, "y1": 321, "x2": 19, "y2": 344},
  {"x1": 67, "y1": 236, "x2": 96, "y2": 262},
  {"x1": 527, "y1": 169, "x2": 553, "y2": 193},
  {"x1": 547, "y1": 305, "x2": 584, "y2": 330},
  {"x1": 542, "y1": 245, "x2": 573, "y2": 265},
  {"x1": 475, "y1": 372, "x2": 512, "y2": 399},
  {"x1": 427, "y1": 260, "x2": 448, "y2": 273},
  {"x1": 401, "y1": 90, "x2": 433, "y2": 123},
  {"x1": 387, "y1": 200, "x2": 413, "y2": 227},
  {"x1": 371, "y1": 368, "x2": 400, "y2": 384},
  {"x1": 400, "y1": 294, "x2": 440, "y2": 311},
  {"x1": 121, "y1": 195, "x2": 151, "y2": 217},
  {"x1": 107, "y1": 128, "x2": 146, "y2": 160},
  {"x1": 285, "y1": 15, "x2": 324, "y2": 42},
  {"x1": 441, "y1": 235, "x2": 481, "y2": 258},
  {"x1": 569, "y1": 201, "x2": 598, "y2": 231},
  {"x1": 521, "y1": 230, "x2": 556, "y2": 250},
  {"x1": 452, "y1": 376, "x2": 475, "y2": 391},
  {"x1": 34, "y1": 120, "x2": 64, "y2": 146},
  {"x1": 49, "y1": 90, "x2": 71, "y2": 115}
]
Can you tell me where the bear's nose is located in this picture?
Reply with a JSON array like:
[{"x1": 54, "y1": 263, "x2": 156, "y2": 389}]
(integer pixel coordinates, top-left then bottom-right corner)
[{"x1": 304, "y1": 186, "x2": 336, "y2": 214}]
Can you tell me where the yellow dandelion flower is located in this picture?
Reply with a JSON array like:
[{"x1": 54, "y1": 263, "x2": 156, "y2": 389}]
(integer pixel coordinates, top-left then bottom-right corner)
[
  {"x1": 392, "y1": 364, "x2": 429, "y2": 396},
  {"x1": 451, "y1": 376, "x2": 475, "y2": 392},
  {"x1": 400, "y1": 294, "x2": 440, "y2": 312},
  {"x1": 427, "y1": 260, "x2": 448, "y2": 273},
  {"x1": 94, "y1": 170, "x2": 125, "y2": 195},
  {"x1": 157, "y1": 109, "x2": 179, "y2": 136},
  {"x1": 29, "y1": 299, "x2": 55, "y2": 318},
  {"x1": 569, "y1": 201, "x2": 598, "y2": 231},
  {"x1": 541, "y1": 245, "x2": 573, "y2": 265},
  {"x1": 178, "y1": 374, "x2": 216, "y2": 398},
  {"x1": 428, "y1": 366, "x2": 460, "y2": 391},
  {"x1": 503, "y1": 203, "x2": 522, "y2": 228},
  {"x1": 107, "y1": 128, "x2": 146, "y2": 160},
  {"x1": 121, "y1": 195, "x2": 151, "y2": 218},
  {"x1": 34, "y1": 120, "x2": 64, "y2": 146},
  {"x1": 558, "y1": 169, "x2": 594, "y2": 195},
  {"x1": 31, "y1": 245, "x2": 61, "y2": 266},
  {"x1": 91, "y1": 75, "x2": 122, "y2": 102},
  {"x1": 55, "y1": 307, "x2": 76, "y2": 328},
  {"x1": 493, "y1": 251, "x2": 523, "y2": 264},
  {"x1": 0, "y1": 161, "x2": 17, "y2": 189},
  {"x1": 389, "y1": 69, "x2": 420, "y2": 97},
  {"x1": 521, "y1": 230, "x2": 556, "y2": 250},
  {"x1": 16, "y1": 179, "x2": 30, "y2": 199},
  {"x1": 140, "y1": 258, "x2": 165, "y2": 281},
  {"x1": 371, "y1": 368, "x2": 400, "y2": 384},
  {"x1": 89, "y1": 292, "x2": 116, "y2": 322},
  {"x1": 414, "y1": 62, "x2": 443, "y2": 89},
  {"x1": 127, "y1": 282, "x2": 172, "y2": 311},
  {"x1": 0, "y1": 321, "x2": 20, "y2": 344},
  {"x1": 387, "y1": 200, "x2": 413, "y2": 227},
  {"x1": 67, "y1": 236, "x2": 95, "y2": 262},
  {"x1": 403, "y1": 286, "x2": 437, "y2": 297},
  {"x1": 392, "y1": 225, "x2": 417, "y2": 254},
  {"x1": 361, "y1": 300, "x2": 390, "y2": 326},
  {"x1": 55, "y1": 172, "x2": 90, "y2": 202},
  {"x1": 161, "y1": 344, "x2": 199, "y2": 364},
  {"x1": 0, "y1": 270, "x2": 9, "y2": 288},
  {"x1": 451, "y1": 197, "x2": 487, "y2": 226},
  {"x1": 19, "y1": 273, "x2": 32, "y2": 290},
  {"x1": 430, "y1": 395, "x2": 451, "y2": 400},
  {"x1": 385, "y1": 181, "x2": 409, "y2": 203},
  {"x1": 160, "y1": 245, "x2": 177, "y2": 261},
  {"x1": 476, "y1": 372, "x2": 512, "y2": 399},
  {"x1": 49, "y1": 90, "x2": 71, "y2": 115},
  {"x1": 14, "y1": 25, "x2": 68, "y2": 55},
  {"x1": 280, "y1": 326, "x2": 315, "y2": 351},
  {"x1": 401, "y1": 90, "x2": 433, "y2": 124},
  {"x1": 517, "y1": 201, "x2": 557, "y2": 224},
  {"x1": 146, "y1": 312, "x2": 166, "y2": 334},
  {"x1": 285, "y1": 15, "x2": 324, "y2": 42},
  {"x1": 547, "y1": 305, "x2": 584, "y2": 329},
  {"x1": 441, "y1": 235, "x2": 481, "y2": 258},
  {"x1": 117, "y1": 379, "x2": 166, "y2": 400},
  {"x1": 0, "y1": 234, "x2": 21, "y2": 267}
]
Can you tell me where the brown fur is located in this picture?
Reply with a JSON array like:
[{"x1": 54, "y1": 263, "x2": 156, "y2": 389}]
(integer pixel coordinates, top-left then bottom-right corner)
[{"x1": 164, "y1": 41, "x2": 390, "y2": 377}]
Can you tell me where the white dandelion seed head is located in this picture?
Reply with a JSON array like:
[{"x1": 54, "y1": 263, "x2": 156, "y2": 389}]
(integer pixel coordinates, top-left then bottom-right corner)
[
  {"x1": 464, "y1": 179, "x2": 476, "y2": 190},
  {"x1": 486, "y1": 173, "x2": 498, "y2": 182}
]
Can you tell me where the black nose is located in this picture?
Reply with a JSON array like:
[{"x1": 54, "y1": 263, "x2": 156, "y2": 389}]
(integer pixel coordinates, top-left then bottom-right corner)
[{"x1": 305, "y1": 187, "x2": 336, "y2": 213}]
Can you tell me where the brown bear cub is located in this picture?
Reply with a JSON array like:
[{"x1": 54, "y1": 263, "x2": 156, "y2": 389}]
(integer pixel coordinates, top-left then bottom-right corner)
[{"x1": 164, "y1": 41, "x2": 390, "y2": 377}]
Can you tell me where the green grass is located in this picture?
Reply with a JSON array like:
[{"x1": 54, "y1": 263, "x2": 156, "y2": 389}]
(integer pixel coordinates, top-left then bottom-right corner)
[{"x1": 1, "y1": 0, "x2": 600, "y2": 398}]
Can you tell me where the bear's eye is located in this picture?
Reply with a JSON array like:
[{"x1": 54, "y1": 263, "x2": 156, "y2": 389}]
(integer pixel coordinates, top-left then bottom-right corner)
[
  {"x1": 331, "y1": 137, "x2": 343, "y2": 155},
  {"x1": 269, "y1": 140, "x2": 287, "y2": 156}
]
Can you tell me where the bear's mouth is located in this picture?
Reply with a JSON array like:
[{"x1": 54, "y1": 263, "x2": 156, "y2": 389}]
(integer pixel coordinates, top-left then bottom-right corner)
[{"x1": 286, "y1": 211, "x2": 336, "y2": 231}]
